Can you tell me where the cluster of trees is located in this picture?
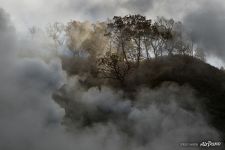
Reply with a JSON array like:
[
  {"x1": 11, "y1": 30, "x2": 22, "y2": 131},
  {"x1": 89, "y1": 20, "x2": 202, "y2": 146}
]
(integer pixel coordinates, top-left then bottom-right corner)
[
  {"x1": 28, "y1": 15, "x2": 206, "y2": 85},
  {"x1": 103, "y1": 15, "x2": 204, "y2": 60},
  {"x1": 97, "y1": 15, "x2": 205, "y2": 85},
  {"x1": 29, "y1": 15, "x2": 205, "y2": 63}
]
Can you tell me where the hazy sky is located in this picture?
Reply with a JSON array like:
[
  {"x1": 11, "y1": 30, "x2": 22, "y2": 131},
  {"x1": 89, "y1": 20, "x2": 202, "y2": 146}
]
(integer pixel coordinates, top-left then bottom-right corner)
[
  {"x1": 0, "y1": 0, "x2": 220, "y2": 30},
  {"x1": 0, "y1": 0, "x2": 225, "y2": 67}
]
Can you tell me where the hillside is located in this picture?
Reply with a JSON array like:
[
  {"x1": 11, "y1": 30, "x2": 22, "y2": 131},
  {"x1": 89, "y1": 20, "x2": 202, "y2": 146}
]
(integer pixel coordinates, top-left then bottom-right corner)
[
  {"x1": 127, "y1": 55, "x2": 225, "y2": 138},
  {"x1": 54, "y1": 55, "x2": 225, "y2": 141}
]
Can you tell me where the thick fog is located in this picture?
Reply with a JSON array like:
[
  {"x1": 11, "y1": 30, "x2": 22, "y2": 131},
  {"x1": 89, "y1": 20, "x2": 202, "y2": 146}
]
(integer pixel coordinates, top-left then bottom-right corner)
[{"x1": 0, "y1": 8, "x2": 223, "y2": 150}]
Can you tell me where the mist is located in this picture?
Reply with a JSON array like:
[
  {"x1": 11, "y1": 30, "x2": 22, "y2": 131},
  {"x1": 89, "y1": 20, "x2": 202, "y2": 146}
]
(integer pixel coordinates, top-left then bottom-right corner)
[{"x1": 0, "y1": 1, "x2": 224, "y2": 150}]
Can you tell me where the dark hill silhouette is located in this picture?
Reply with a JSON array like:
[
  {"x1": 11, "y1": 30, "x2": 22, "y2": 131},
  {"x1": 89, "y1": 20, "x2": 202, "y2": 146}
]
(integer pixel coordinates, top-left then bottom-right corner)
[
  {"x1": 55, "y1": 55, "x2": 225, "y2": 140},
  {"x1": 124, "y1": 55, "x2": 225, "y2": 138}
]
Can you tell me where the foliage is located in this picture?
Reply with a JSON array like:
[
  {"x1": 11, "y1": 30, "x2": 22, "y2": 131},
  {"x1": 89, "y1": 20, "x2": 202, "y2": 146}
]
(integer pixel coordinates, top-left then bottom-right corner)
[
  {"x1": 97, "y1": 52, "x2": 131, "y2": 85},
  {"x1": 53, "y1": 15, "x2": 206, "y2": 85},
  {"x1": 97, "y1": 15, "x2": 205, "y2": 85}
]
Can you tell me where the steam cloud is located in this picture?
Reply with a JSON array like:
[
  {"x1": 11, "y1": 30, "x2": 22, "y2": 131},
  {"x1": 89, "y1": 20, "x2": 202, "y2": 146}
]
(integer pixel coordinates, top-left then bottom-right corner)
[{"x1": 0, "y1": 7, "x2": 222, "y2": 150}]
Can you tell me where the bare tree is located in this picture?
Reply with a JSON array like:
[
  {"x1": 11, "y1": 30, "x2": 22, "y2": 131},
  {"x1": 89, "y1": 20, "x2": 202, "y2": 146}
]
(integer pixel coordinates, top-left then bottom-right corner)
[
  {"x1": 128, "y1": 15, "x2": 151, "y2": 65},
  {"x1": 106, "y1": 16, "x2": 132, "y2": 64},
  {"x1": 46, "y1": 22, "x2": 65, "y2": 47},
  {"x1": 155, "y1": 17, "x2": 175, "y2": 56},
  {"x1": 149, "y1": 23, "x2": 165, "y2": 57},
  {"x1": 97, "y1": 52, "x2": 131, "y2": 86}
]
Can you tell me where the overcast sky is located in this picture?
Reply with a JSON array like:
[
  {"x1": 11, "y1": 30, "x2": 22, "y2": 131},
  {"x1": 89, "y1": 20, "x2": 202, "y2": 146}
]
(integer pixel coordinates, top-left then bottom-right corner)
[
  {"x1": 0, "y1": 0, "x2": 221, "y2": 30},
  {"x1": 0, "y1": 0, "x2": 225, "y2": 67}
]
